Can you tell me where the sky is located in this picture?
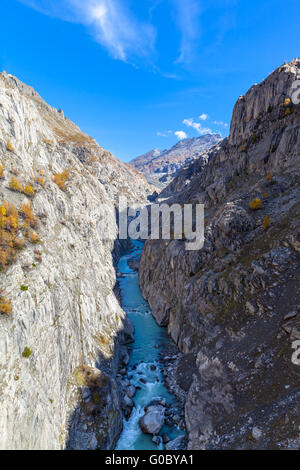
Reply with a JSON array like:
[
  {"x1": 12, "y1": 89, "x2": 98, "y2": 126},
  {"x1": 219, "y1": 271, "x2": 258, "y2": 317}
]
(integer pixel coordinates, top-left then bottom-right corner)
[{"x1": 0, "y1": 0, "x2": 299, "y2": 161}]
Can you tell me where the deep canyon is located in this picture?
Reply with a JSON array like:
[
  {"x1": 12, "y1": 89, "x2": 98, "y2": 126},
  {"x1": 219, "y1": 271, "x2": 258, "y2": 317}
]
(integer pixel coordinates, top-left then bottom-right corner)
[{"x1": 0, "y1": 59, "x2": 299, "y2": 450}]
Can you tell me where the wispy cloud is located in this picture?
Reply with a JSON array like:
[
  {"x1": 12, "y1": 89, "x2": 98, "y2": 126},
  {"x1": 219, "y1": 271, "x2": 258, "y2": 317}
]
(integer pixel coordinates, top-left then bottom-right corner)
[
  {"x1": 172, "y1": 0, "x2": 202, "y2": 64},
  {"x1": 199, "y1": 113, "x2": 208, "y2": 120},
  {"x1": 174, "y1": 130, "x2": 187, "y2": 140},
  {"x1": 19, "y1": 0, "x2": 156, "y2": 63},
  {"x1": 157, "y1": 130, "x2": 172, "y2": 137},
  {"x1": 213, "y1": 120, "x2": 228, "y2": 127},
  {"x1": 183, "y1": 118, "x2": 211, "y2": 135}
]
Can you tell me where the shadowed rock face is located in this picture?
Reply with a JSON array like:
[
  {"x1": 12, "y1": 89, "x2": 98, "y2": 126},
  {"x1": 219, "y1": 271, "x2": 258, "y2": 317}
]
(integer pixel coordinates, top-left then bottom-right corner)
[
  {"x1": 139, "y1": 59, "x2": 300, "y2": 449},
  {"x1": 130, "y1": 134, "x2": 222, "y2": 189},
  {"x1": 0, "y1": 72, "x2": 153, "y2": 450}
]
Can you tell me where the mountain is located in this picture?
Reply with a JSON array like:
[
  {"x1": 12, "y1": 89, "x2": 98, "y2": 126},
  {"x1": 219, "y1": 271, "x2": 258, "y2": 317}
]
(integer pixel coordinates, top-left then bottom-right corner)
[
  {"x1": 139, "y1": 59, "x2": 300, "y2": 449},
  {"x1": 130, "y1": 134, "x2": 222, "y2": 189},
  {"x1": 0, "y1": 71, "x2": 153, "y2": 450}
]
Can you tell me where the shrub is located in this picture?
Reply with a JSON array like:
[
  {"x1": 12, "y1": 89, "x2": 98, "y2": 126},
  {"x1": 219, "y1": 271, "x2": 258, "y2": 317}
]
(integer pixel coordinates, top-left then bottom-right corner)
[
  {"x1": 0, "y1": 295, "x2": 12, "y2": 315},
  {"x1": 27, "y1": 229, "x2": 40, "y2": 244},
  {"x1": 0, "y1": 165, "x2": 4, "y2": 179},
  {"x1": 36, "y1": 177, "x2": 45, "y2": 186},
  {"x1": 249, "y1": 198, "x2": 262, "y2": 210},
  {"x1": 22, "y1": 347, "x2": 32, "y2": 358},
  {"x1": 263, "y1": 192, "x2": 268, "y2": 199},
  {"x1": 53, "y1": 170, "x2": 69, "y2": 191},
  {"x1": 284, "y1": 107, "x2": 292, "y2": 116},
  {"x1": 20, "y1": 202, "x2": 36, "y2": 228},
  {"x1": 263, "y1": 215, "x2": 271, "y2": 230},
  {"x1": 23, "y1": 183, "x2": 35, "y2": 197},
  {"x1": 265, "y1": 172, "x2": 273, "y2": 182},
  {"x1": 6, "y1": 140, "x2": 14, "y2": 152},
  {"x1": 284, "y1": 98, "x2": 291, "y2": 106},
  {"x1": 9, "y1": 176, "x2": 23, "y2": 192},
  {"x1": 20, "y1": 285, "x2": 29, "y2": 291}
]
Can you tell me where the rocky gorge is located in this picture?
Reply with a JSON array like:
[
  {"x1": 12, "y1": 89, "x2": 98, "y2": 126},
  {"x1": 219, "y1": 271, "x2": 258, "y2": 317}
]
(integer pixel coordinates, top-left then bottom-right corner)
[
  {"x1": 0, "y1": 58, "x2": 299, "y2": 451},
  {"x1": 139, "y1": 60, "x2": 300, "y2": 449}
]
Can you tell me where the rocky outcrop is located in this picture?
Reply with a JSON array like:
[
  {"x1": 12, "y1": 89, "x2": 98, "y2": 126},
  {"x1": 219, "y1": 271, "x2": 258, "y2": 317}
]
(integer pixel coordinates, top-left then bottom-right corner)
[
  {"x1": 130, "y1": 134, "x2": 222, "y2": 189},
  {"x1": 139, "y1": 60, "x2": 300, "y2": 449},
  {"x1": 0, "y1": 72, "x2": 152, "y2": 449}
]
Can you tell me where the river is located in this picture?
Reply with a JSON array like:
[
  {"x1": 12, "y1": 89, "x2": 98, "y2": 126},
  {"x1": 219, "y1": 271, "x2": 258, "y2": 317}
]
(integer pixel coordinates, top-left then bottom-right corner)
[{"x1": 116, "y1": 240, "x2": 184, "y2": 450}]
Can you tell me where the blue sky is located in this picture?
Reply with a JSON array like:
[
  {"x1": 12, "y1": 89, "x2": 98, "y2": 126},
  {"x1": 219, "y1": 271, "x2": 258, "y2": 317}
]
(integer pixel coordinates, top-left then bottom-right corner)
[{"x1": 0, "y1": 0, "x2": 299, "y2": 161}]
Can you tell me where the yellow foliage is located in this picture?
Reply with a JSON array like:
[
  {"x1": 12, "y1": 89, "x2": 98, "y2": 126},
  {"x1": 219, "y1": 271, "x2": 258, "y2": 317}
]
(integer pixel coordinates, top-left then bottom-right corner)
[
  {"x1": 249, "y1": 198, "x2": 262, "y2": 210},
  {"x1": 284, "y1": 107, "x2": 292, "y2": 116},
  {"x1": 9, "y1": 176, "x2": 23, "y2": 192},
  {"x1": 284, "y1": 98, "x2": 291, "y2": 106},
  {"x1": 6, "y1": 140, "x2": 14, "y2": 152},
  {"x1": 0, "y1": 165, "x2": 4, "y2": 179},
  {"x1": 23, "y1": 183, "x2": 35, "y2": 197},
  {"x1": 53, "y1": 170, "x2": 69, "y2": 191},
  {"x1": 0, "y1": 296, "x2": 12, "y2": 316},
  {"x1": 36, "y1": 177, "x2": 45, "y2": 186},
  {"x1": 20, "y1": 202, "x2": 36, "y2": 228},
  {"x1": 263, "y1": 215, "x2": 271, "y2": 230},
  {"x1": 263, "y1": 192, "x2": 268, "y2": 199}
]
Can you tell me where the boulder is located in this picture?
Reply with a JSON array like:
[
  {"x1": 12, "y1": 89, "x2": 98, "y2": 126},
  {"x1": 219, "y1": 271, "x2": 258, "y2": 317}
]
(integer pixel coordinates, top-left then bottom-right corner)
[{"x1": 139, "y1": 406, "x2": 165, "y2": 435}]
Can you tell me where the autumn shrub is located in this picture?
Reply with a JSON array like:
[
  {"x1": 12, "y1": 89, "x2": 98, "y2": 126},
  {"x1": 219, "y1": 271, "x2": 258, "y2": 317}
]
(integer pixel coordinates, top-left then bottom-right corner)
[
  {"x1": 249, "y1": 198, "x2": 263, "y2": 210},
  {"x1": 6, "y1": 140, "x2": 14, "y2": 152},
  {"x1": 263, "y1": 215, "x2": 271, "y2": 230},
  {"x1": 265, "y1": 172, "x2": 273, "y2": 182},
  {"x1": 53, "y1": 170, "x2": 69, "y2": 191},
  {"x1": 20, "y1": 202, "x2": 36, "y2": 228},
  {"x1": 0, "y1": 294, "x2": 12, "y2": 315},
  {"x1": 9, "y1": 176, "x2": 23, "y2": 192},
  {"x1": 23, "y1": 183, "x2": 35, "y2": 197},
  {"x1": 36, "y1": 177, "x2": 45, "y2": 186},
  {"x1": 0, "y1": 165, "x2": 4, "y2": 179}
]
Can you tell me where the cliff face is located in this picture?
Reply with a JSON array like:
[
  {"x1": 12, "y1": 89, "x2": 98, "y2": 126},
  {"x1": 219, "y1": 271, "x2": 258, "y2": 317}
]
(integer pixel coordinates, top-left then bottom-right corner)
[
  {"x1": 0, "y1": 72, "x2": 152, "y2": 450},
  {"x1": 130, "y1": 134, "x2": 222, "y2": 189},
  {"x1": 139, "y1": 60, "x2": 300, "y2": 449}
]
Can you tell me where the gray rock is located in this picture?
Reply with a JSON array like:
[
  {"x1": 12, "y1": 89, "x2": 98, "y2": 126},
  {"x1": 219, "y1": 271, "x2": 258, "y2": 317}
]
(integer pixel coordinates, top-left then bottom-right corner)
[
  {"x1": 139, "y1": 407, "x2": 165, "y2": 435},
  {"x1": 165, "y1": 435, "x2": 186, "y2": 450}
]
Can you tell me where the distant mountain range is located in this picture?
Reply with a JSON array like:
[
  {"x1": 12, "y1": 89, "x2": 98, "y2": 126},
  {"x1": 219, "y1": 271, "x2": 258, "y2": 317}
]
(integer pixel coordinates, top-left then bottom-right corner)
[{"x1": 130, "y1": 134, "x2": 222, "y2": 188}]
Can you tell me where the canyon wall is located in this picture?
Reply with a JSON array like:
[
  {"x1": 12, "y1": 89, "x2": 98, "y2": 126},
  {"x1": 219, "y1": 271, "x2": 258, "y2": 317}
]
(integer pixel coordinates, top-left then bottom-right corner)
[
  {"x1": 0, "y1": 72, "x2": 152, "y2": 449},
  {"x1": 139, "y1": 60, "x2": 300, "y2": 449}
]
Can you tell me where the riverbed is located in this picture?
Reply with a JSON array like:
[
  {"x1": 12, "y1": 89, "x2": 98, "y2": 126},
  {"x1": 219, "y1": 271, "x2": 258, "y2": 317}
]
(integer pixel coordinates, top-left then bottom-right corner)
[{"x1": 116, "y1": 240, "x2": 184, "y2": 450}]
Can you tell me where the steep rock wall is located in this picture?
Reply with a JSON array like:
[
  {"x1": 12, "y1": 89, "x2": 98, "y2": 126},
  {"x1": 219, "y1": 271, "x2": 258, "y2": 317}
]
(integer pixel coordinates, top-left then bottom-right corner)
[
  {"x1": 139, "y1": 60, "x2": 300, "y2": 449},
  {"x1": 0, "y1": 72, "x2": 151, "y2": 450}
]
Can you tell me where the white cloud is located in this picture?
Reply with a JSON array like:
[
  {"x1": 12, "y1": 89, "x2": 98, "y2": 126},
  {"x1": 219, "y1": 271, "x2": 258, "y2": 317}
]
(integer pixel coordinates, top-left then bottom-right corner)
[
  {"x1": 174, "y1": 131, "x2": 187, "y2": 140},
  {"x1": 172, "y1": 0, "x2": 202, "y2": 64},
  {"x1": 157, "y1": 130, "x2": 173, "y2": 137},
  {"x1": 213, "y1": 120, "x2": 228, "y2": 127},
  {"x1": 199, "y1": 113, "x2": 208, "y2": 120},
  {"x1": 19, "y1": 0, "x2": 156, "y2": 63},
  {"x1": 183, "y1": 118, "x2": 211, "y2": 135}
]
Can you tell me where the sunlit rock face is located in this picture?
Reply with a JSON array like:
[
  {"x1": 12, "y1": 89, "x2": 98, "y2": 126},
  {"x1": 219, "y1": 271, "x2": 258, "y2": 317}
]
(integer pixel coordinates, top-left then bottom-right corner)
[
  {"x1": 139, "y1": 60, "x2": 300, "y2": 449},
  {"x1": 0, "y1": 72, "x2": 153, "y2": 450},
  {"x1": 130, "y1": 134, "x2": 222, "y2": 190}
]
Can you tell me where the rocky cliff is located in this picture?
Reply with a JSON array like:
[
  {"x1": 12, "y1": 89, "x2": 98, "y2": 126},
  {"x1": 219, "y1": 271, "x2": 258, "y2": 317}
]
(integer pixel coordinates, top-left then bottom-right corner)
[
  {"x1": 0, "y1": 72, "x2": 152, "y2": 450},
  {"x1": 130, "y1": 134, "x2": 222, "y2": 189},
  {"x1": 139, "y1": 60, "x2": 300, "y2": 449}
]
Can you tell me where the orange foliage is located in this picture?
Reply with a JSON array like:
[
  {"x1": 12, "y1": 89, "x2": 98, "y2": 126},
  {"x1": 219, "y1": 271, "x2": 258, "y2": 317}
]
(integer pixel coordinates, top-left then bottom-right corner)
[
  {"x1": 249, "y1": 198, "x2": 262, "y2": 210},
  {"x1": 53, "y1": 170, "x2": 69, "y2": 191},
  {"x1": 263, "y1": 215, "x2": 271, "y2": 230},
  {"x1": 9, "y1": 176, "x2": 23, "y2": 192},
  {"x1": 23, "y1": 183, "x2": 35, "y2": 197},
  {"x1": 0, "y1": 295, "x2": 12, "y2": 315}
]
